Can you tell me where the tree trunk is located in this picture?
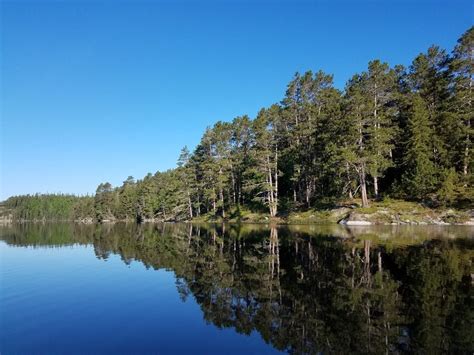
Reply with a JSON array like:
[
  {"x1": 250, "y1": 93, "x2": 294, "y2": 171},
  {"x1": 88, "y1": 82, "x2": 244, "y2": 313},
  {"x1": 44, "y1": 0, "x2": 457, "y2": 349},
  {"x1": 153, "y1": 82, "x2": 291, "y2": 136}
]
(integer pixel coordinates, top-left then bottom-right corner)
[
  {"x1": 196, "y1": 195, "x2": 201, "y2": 217},
  {"x1": 306, "y1": 179, "x2": 311, "y2": 208},
  {"x1": 231, "y1": 165, "x2": 236, "y2": 205},
  {"x1": 187, "y1": 192, "x2": 193, "y2": 219},
  {"x1": 345, "y1": 161, "x2": 354, "y2": 199},
  {"x1": 465, "y1": 72, "x2": 472, "y2": 176},
  {"x1": 218, "y1": 167, "x2": 225, "y2": 218},
  {"x1": 220, "y1": 188, "x2": 225, "y2": 218},
  {"x1": 373, "y1": 86, "x2": 381, "y2": 200},
  {"x1": 464, "y1": 109, "x2": 470, "y2": 175},
  {"x1": 464, "y1": 139, "x2": 469, "y2": 176},
  {"x1": 274, "y1": 147, "x2": 278, "y2": 217},
  {"x1": 373, "y1": 176, "x2": 379, "y2": 199},
  {"x1": 238, "y1": 182, "x2": 242, "y2": 206},
  {"x1": 357, "y1": 115, "x2": 368, "y2": 207},
  {"x1": 267, "y1": 154, "x2": 275, "y2": 217},
  {"x1": 377, "y1": 251, "x2": 382, "y2": 273},
  {"x1": 360, "y1": 166, "x2": 369, "y2": 207}
]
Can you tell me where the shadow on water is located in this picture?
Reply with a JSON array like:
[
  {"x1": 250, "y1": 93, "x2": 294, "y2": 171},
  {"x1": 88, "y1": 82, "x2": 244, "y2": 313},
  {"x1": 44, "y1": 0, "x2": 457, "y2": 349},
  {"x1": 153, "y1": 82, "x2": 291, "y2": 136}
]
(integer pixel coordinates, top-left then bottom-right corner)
[{"x1": 1, "y1": 223, "x2": 473, "y2": 354}]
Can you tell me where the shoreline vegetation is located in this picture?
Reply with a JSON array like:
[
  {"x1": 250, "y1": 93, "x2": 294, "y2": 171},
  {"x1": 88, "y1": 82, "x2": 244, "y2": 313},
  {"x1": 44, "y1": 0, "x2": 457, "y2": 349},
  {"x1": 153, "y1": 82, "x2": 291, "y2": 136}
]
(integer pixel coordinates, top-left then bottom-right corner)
[
  {"x1": 1, "y1": 27, "x2": 473, "y2": 226},
  {"x1": 1, "y1": 199, "x2": 473, "y2": 226}
]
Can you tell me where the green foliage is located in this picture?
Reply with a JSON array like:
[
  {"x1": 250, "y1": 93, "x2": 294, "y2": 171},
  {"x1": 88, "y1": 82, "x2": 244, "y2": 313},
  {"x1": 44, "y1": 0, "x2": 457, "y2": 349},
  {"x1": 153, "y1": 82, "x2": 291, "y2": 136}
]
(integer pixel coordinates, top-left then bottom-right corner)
[
  {"x1": 1, "y1": 194, "x2": 94, "y2": 221},
  {"x1": 401, "y1": 94, "x2": 437, "y2": 198},
  {"x1": 437, "y1": 168, "x2": 460, "y2": 206},
  {"x1": 3, "y1": 26, "x2": 473, "y2": 221},
  {"x1": 450, "y1": 27, "x2": 473, "y2": 176},
  {"x1": 94, "y1": 182, "x2": 116, "y2": 222}
]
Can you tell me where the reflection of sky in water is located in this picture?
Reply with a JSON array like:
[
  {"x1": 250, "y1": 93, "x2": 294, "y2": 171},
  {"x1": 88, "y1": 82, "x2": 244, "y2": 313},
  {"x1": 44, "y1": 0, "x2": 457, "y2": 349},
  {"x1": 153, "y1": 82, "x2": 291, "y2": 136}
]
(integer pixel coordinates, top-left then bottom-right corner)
[
  {"x1": 1, "y1": 224, "x2": 472, "y2": 354},
  {"x1": 0, "y1": 241, "x2": 280, "y2": 354}
]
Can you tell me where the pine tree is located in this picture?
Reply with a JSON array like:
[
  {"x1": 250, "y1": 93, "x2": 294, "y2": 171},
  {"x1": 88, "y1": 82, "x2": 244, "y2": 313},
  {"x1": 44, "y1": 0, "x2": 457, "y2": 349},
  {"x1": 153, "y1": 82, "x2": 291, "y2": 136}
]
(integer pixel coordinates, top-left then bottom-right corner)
[
  {"x1": 230, "y1": 115, "x2": 253, "y2": 206},
  {"x1": 401, "y1": 95, "x2": 437, "y2": 199},
  {"x1": 408, "y1": 46, "x2": 452, "y2": 168},
  {"x1": 341, "y1": 74, "x2": 371, "y2": 207},
  {"x1": 450, "y1": 26, "x2": 473, "y2": 177},
  {"x1": 437, "y1": 168, "x2": 459, "y2": 206},
  {"x1": 248, "y1": 105, "x2": 281, "y2": 216},
  {"x1": 136, "y1": 173, "x2": 157, "y2": 221},
  {"x1": 211, "y1": 122, "x2": 233, "y2": 217},
  {"x1": 177, "y1": 146, "x2": 194, "y2": 219},
  {"x1": 94, "y1": 182, "x2": 115, "y2": 222},
  {"x1": 196, "y1": 129, "x2": 219, "y2": 215},
  {"x1": 363, "y1": 60, "x2": 397, "y2": 198}
]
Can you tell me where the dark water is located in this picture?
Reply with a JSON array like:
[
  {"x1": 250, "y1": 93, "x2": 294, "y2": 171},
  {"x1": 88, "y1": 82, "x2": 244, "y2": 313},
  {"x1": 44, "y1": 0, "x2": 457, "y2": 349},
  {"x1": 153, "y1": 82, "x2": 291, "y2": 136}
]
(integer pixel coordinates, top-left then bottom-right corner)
[{"x1": 0, "y1": 223, "x2": 473, "y2": 354}]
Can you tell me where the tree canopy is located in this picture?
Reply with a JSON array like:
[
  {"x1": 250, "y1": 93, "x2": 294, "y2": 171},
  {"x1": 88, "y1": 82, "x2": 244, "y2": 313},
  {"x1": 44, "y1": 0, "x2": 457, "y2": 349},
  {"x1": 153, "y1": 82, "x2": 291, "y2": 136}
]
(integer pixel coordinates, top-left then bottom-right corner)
[{"x1": 2, "y1": 26, "x2": 472, "y2": 221}]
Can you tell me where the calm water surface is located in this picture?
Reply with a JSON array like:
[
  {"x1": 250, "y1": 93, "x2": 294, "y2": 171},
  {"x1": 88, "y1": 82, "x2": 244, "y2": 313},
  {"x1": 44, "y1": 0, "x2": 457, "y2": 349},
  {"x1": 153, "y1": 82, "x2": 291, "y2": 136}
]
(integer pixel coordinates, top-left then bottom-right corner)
[{"x1": 0, "y1": 223, "x2": 473, "y2": 354}]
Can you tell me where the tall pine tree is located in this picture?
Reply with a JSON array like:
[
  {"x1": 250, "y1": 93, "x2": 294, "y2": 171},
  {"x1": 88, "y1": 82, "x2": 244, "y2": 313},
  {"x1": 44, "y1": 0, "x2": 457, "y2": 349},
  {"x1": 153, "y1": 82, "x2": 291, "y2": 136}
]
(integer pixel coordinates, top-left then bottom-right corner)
[{"x1": 401, "y1": 94, "x2": 437, "y2": 199}]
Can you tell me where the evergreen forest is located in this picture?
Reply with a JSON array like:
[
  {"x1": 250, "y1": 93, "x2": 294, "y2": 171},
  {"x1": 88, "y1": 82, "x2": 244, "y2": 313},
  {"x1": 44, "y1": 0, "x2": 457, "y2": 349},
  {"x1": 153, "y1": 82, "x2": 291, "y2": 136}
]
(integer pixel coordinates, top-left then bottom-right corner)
[{"x1": 2, "y1": 27, "x2": 473, "y2": 222}]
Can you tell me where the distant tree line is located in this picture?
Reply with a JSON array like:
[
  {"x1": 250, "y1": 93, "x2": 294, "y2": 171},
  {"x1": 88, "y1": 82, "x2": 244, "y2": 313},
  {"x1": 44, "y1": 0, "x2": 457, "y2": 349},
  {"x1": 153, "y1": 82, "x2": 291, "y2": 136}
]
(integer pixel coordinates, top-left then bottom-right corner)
[
  {"x1": 2, "y1": 27, "x2": 472, "y2": 222},
  {"x1": 1, "y1": 194, "x2": 93, "y2": 221}
]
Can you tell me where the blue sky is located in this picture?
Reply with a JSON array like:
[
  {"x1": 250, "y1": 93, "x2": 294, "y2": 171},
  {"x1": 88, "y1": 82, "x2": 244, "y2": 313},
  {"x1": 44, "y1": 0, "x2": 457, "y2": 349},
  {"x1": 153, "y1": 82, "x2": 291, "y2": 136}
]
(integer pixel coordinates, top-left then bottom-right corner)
[{"x1": 1, "y1": 0, "x2": 472, "y2": 199}]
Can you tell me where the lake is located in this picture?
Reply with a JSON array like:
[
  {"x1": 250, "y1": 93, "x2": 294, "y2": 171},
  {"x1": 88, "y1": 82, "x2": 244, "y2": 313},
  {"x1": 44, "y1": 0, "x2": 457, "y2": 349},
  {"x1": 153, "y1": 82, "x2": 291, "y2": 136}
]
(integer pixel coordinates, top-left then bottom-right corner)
[{"x1": 0, "y1": 223, "x2": 472, "y2": 354}]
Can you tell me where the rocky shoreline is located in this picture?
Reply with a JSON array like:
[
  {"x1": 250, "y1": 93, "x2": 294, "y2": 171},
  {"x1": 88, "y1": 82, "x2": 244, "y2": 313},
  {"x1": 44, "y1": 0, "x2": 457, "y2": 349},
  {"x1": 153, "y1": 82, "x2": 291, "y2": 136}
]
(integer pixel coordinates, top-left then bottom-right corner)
[
  {"x1": 2, "y1": 204, "x2": 474, "y2": 226},
  {"x1": 337, "y1": 208, "x2": 474, "y2": 226}
]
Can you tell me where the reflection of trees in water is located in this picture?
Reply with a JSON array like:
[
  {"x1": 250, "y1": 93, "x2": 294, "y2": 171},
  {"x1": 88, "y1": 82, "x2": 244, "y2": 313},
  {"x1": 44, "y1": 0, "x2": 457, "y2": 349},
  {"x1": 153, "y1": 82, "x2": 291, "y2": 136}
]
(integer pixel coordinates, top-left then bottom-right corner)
[{"x1": 1, "y1": 223, "x2": 472, "y2": 354}]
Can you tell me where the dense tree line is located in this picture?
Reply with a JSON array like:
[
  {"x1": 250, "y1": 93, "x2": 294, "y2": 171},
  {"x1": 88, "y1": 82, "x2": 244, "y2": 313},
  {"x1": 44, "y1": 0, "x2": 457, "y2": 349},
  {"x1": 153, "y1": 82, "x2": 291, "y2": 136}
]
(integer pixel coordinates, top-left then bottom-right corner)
[
  {"x1": 2, "y1": 27, "x2": 472, "y2": 222},
  {"x1": 1, "y1": 194, "x2": 93, "y2": 221}
]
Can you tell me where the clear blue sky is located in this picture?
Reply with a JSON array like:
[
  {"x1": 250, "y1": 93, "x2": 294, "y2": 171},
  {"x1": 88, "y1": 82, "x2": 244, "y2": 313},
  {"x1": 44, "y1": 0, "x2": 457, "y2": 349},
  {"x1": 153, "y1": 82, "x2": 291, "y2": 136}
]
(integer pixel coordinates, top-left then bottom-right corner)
[{"x1": 1, "y1": 0, "x2": 472, "y2": 200}]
